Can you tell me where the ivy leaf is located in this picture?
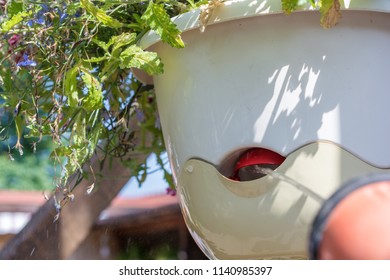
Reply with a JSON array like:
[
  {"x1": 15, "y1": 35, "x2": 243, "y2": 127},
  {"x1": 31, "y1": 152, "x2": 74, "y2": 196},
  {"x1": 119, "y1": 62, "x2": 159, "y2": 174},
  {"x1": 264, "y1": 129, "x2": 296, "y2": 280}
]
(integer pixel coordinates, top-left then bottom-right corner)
[
  {"x1": 119, "y1": 45, "x2": 163, "y2": 75},
  {"x1": 64, "y1": 66, "x2": 80, "y2": 108},
  {"x1": 141, "y1": 1, "x2": 184, "y2": 49},
  {"x1": 1, "y1": 11, "x2": 31, "y2": 32},
  {"x1": 81, "y1": 70, "x2": 103, "y2": 112},
  {"x1": 80, "y1": 0, "x2": 123, "y2": 28},
  {"x1": 319, "y1": 0, "x2": 341, "y2": 28}
]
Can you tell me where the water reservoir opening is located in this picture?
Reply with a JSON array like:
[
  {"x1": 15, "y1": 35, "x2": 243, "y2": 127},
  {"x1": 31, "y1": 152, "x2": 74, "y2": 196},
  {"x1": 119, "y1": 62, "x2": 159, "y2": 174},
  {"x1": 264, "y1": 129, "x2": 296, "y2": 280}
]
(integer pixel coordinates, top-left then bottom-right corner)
[{"x1": 220, "y1": 148, "x2": 286, "y2": 181}]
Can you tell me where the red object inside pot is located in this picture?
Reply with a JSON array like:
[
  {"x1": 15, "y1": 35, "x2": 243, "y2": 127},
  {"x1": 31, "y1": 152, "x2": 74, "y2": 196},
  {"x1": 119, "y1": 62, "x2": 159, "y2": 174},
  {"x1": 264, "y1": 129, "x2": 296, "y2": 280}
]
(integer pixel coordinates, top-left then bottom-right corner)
[{"x1": 231, "y1": 148, "x2": 285, "y2": 181}]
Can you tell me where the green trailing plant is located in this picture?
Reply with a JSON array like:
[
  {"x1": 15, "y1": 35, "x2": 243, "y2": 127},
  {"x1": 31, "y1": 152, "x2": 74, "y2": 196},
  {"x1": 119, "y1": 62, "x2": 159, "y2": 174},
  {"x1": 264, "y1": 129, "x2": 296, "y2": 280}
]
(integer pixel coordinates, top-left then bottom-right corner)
[{"x1": 0, "y1": 0, "x2": 341, "y2": 205}]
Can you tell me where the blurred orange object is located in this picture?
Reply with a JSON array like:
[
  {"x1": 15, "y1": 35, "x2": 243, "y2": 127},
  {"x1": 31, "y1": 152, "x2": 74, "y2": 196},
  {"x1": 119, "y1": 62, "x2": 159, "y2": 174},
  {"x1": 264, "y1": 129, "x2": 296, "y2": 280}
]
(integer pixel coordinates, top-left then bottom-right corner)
[{"x1": 310, "y1": 174, "x2": 390, "y2": 259}]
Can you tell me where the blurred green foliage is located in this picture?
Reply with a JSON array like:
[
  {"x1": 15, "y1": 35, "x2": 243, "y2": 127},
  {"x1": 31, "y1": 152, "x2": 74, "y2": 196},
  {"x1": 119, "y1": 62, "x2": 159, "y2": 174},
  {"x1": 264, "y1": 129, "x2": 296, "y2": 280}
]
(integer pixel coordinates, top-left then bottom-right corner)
[
  {"x1": 0, "y1": 152, "x2": 55, "y2": 191},
  {"x1": 119, "y1": 243, "x2": 178, "y2": 260}
]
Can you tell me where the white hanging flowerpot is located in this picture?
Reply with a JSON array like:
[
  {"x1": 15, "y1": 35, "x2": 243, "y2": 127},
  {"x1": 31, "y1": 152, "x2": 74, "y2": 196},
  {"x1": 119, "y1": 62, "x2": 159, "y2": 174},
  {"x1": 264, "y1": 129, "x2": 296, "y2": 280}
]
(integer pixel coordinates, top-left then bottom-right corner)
[{"x1": 135, "y1": 0, "x2": 390, "y2": 259}]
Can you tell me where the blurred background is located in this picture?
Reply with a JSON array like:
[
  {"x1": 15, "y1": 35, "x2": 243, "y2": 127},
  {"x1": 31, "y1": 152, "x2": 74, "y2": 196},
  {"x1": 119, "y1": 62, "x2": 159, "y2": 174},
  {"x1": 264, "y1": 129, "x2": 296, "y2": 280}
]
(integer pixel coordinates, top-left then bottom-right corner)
[{"x1": 0, "y1": 135, "x2": 207, "y2": 260}]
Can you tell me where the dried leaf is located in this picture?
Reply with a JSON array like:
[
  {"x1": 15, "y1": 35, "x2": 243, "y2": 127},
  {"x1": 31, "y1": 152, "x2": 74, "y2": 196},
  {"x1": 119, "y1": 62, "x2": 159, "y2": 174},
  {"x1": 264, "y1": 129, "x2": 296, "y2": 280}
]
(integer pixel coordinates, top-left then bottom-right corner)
[
  {"x1": 53, "y1": 213, "x2": 60, "y2": 223},
  {"x1": 67, "y1": 193, "x2": 75, "y2": 202},
  {"x1": 8, "y1": 153, "x2": 14, "y2": 161},
  {"x1": 320, "y1": 0, "x2": 341, "y2": 29},
  {"x1": 86, "y1": 182, "x2": 95, "y2": 195},
  {"x1": 53, "y1": 195, "x2": 61, "y2": 212},
  {"x1": 199, "y1": 0, "x2": 224, "y2": 32},
  {"x1": 42, "y1": 191, "x2": 49, "y2": 201}
]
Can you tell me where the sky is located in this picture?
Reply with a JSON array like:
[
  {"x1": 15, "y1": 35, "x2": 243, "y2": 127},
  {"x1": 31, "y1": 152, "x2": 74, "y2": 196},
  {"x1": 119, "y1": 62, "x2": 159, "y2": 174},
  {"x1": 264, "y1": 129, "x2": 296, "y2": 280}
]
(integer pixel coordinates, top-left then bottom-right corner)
[{"x1": 119, "y1": 153, "x2": 170, "y2": 198}]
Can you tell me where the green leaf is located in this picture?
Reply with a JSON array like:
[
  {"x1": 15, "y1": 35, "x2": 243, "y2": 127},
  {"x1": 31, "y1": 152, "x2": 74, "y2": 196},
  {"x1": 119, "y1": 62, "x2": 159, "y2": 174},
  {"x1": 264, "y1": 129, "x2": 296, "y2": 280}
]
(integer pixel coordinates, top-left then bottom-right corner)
[
  {"x1": 81, "y1": 70, "x2": 103, "y2": 112},
  {"x1": 92, "y1": 38, "x2": 112, "y2": 52},
  {"x1": 7, "y1": 0, "x2": 24, "y2": 17},
  {"x1": 111, "y1": 33, "x2": 137, "y2": 56},
  {"x1": 281, "y1": 0, "x2": 300, "y2": 14},
  {"x1": 64, "y1": 145, "x2": 87, "y2": 177},
  {"x1": 319, "y1": 0, "x2": 341, "y2": 28},
  {"x1": 52, "y1": 146, "x2": 72, "y2": 157},
  {"x1": 141, "y1": 1, "x2": 184, "y2": 49},
  {"x1": 101, "y1": 59, "x2": 120, "y2": 82},
  {"x1": 92, "y1": 33, "x2": 136, "y2": 56},
  {"x1": 119, "y1": 45, "x2": 163, "y2": 75},
  {"x1": 73, "y1": 114, "x2": 87, "y2": 147},
  {"x1": 66, "y1": 2, "x2": 83, "y2": 16},
  {"x1": 64, "y1": 66, "x2": 80, "y2": 108},
  {"x1": 0, "y1": 67, "x2": 13, "y2": 94},
  {"x1": 60, "y1": 113, "x2": 103, "y2": 179},
  {"x1": 80, "y1": 0, "x2": 123, "y2": 28},
  {"x1": 1, "y1": 11, "x2": 31, "y2": 32},
  {"x1": 88, "y1": 122, "x2": 103, "y2": 154},
  {"x1": 83, "y1": 55, "x2": 109, "y2": 63}
]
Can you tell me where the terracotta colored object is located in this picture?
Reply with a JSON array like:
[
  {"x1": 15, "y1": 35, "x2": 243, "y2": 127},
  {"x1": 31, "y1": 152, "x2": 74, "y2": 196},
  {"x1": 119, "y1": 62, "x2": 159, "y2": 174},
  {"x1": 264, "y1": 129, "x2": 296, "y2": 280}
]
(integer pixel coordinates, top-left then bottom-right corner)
[{"x1": 310, "y1": 174, "x2": 390, "y2": 259}]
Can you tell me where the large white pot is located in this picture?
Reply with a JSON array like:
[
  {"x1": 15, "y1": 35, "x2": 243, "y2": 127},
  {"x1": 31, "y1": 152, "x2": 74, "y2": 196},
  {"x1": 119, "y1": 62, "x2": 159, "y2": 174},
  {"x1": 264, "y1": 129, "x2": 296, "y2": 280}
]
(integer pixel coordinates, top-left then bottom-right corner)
[{"x1": 136, "y1": 0, "x2": 390, "y2": 259}]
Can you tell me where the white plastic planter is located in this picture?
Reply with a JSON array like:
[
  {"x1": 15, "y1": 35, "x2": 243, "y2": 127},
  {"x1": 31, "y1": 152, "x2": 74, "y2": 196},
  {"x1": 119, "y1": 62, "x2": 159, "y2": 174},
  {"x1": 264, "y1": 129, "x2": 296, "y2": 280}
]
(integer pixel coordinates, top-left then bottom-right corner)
[{"x1": 136, "y1": 0, "x2": 390, "y2": 259}]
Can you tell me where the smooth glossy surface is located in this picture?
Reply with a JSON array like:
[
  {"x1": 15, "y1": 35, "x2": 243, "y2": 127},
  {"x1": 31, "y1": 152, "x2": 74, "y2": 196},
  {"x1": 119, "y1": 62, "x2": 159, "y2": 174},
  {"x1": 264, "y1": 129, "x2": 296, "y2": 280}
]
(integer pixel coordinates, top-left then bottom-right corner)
[
  {"x1": 319, "y1": 181, "x2": 390, "y2": 259},
  {"x1": 136, "y1": 1, "x2": 390, "y2": 259},
  {"x1": 178, "y1": 142, "x2": 390, "y2": 259},
  {"x1": 138, "y1": 0, "x2": 390, "y2": 55},
  {"x1": 152, "y1": 10, "x2": 390, "y2": 179}
]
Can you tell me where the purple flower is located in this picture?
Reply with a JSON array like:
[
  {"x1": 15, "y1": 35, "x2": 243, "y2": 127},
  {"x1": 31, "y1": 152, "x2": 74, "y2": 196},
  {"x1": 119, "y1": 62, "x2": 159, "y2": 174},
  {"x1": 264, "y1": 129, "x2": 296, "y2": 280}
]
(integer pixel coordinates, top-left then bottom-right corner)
[
  {"x1": 27, "y1": 13, "x2": 46, "y2": 26},
  {"x1": 40, "y1": 4, "x2": 49, "y2": 12},
  {"x1": 27, "y1": 4, "x2": 50, "y2": 27},
  {"x1": 59, "y1": 12, "x2": 68, "y2": 23},
  {"x1": 74, "y1": 10, "x2": 82, "y2": 18},
  {"x1": 27, "y1": 3, "x2": 71, "y2": 27},
  {"x1": 35, "y1": 17, "x2": 46, "y2": 25},
  {"x1": 8, "y1": 34, "x2": 21, "y2": 47},
  {"x1": 55, "y1": 4, "x2": 68, "y2": 23},
  {"x1": 17, "y1": 53, "x2": 37, "y2": 67},
  {"x1": 166, "y1": 187, "x2": 177, "y2": 196},
  {"x1": 136, "y1": 108, "x2": 145, "y2": 123}
]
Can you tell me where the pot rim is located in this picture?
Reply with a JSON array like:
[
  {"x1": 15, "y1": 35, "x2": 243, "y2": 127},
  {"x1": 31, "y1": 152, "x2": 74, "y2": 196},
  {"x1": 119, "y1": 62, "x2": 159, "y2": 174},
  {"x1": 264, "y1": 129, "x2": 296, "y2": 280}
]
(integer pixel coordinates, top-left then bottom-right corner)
[
  {"x1": 138, "y1": 0, "x2": 390, "y2": 50},
  {"x1": 134, "y1": 0, "x2": 390, "y2": 83}
]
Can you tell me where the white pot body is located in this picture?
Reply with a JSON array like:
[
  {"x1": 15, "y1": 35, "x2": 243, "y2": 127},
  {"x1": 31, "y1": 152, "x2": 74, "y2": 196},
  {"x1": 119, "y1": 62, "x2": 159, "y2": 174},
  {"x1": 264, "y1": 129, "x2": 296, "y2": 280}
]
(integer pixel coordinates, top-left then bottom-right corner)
[{"x1": 138, "y1": 1, "x2": 390, "y2": 259}]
